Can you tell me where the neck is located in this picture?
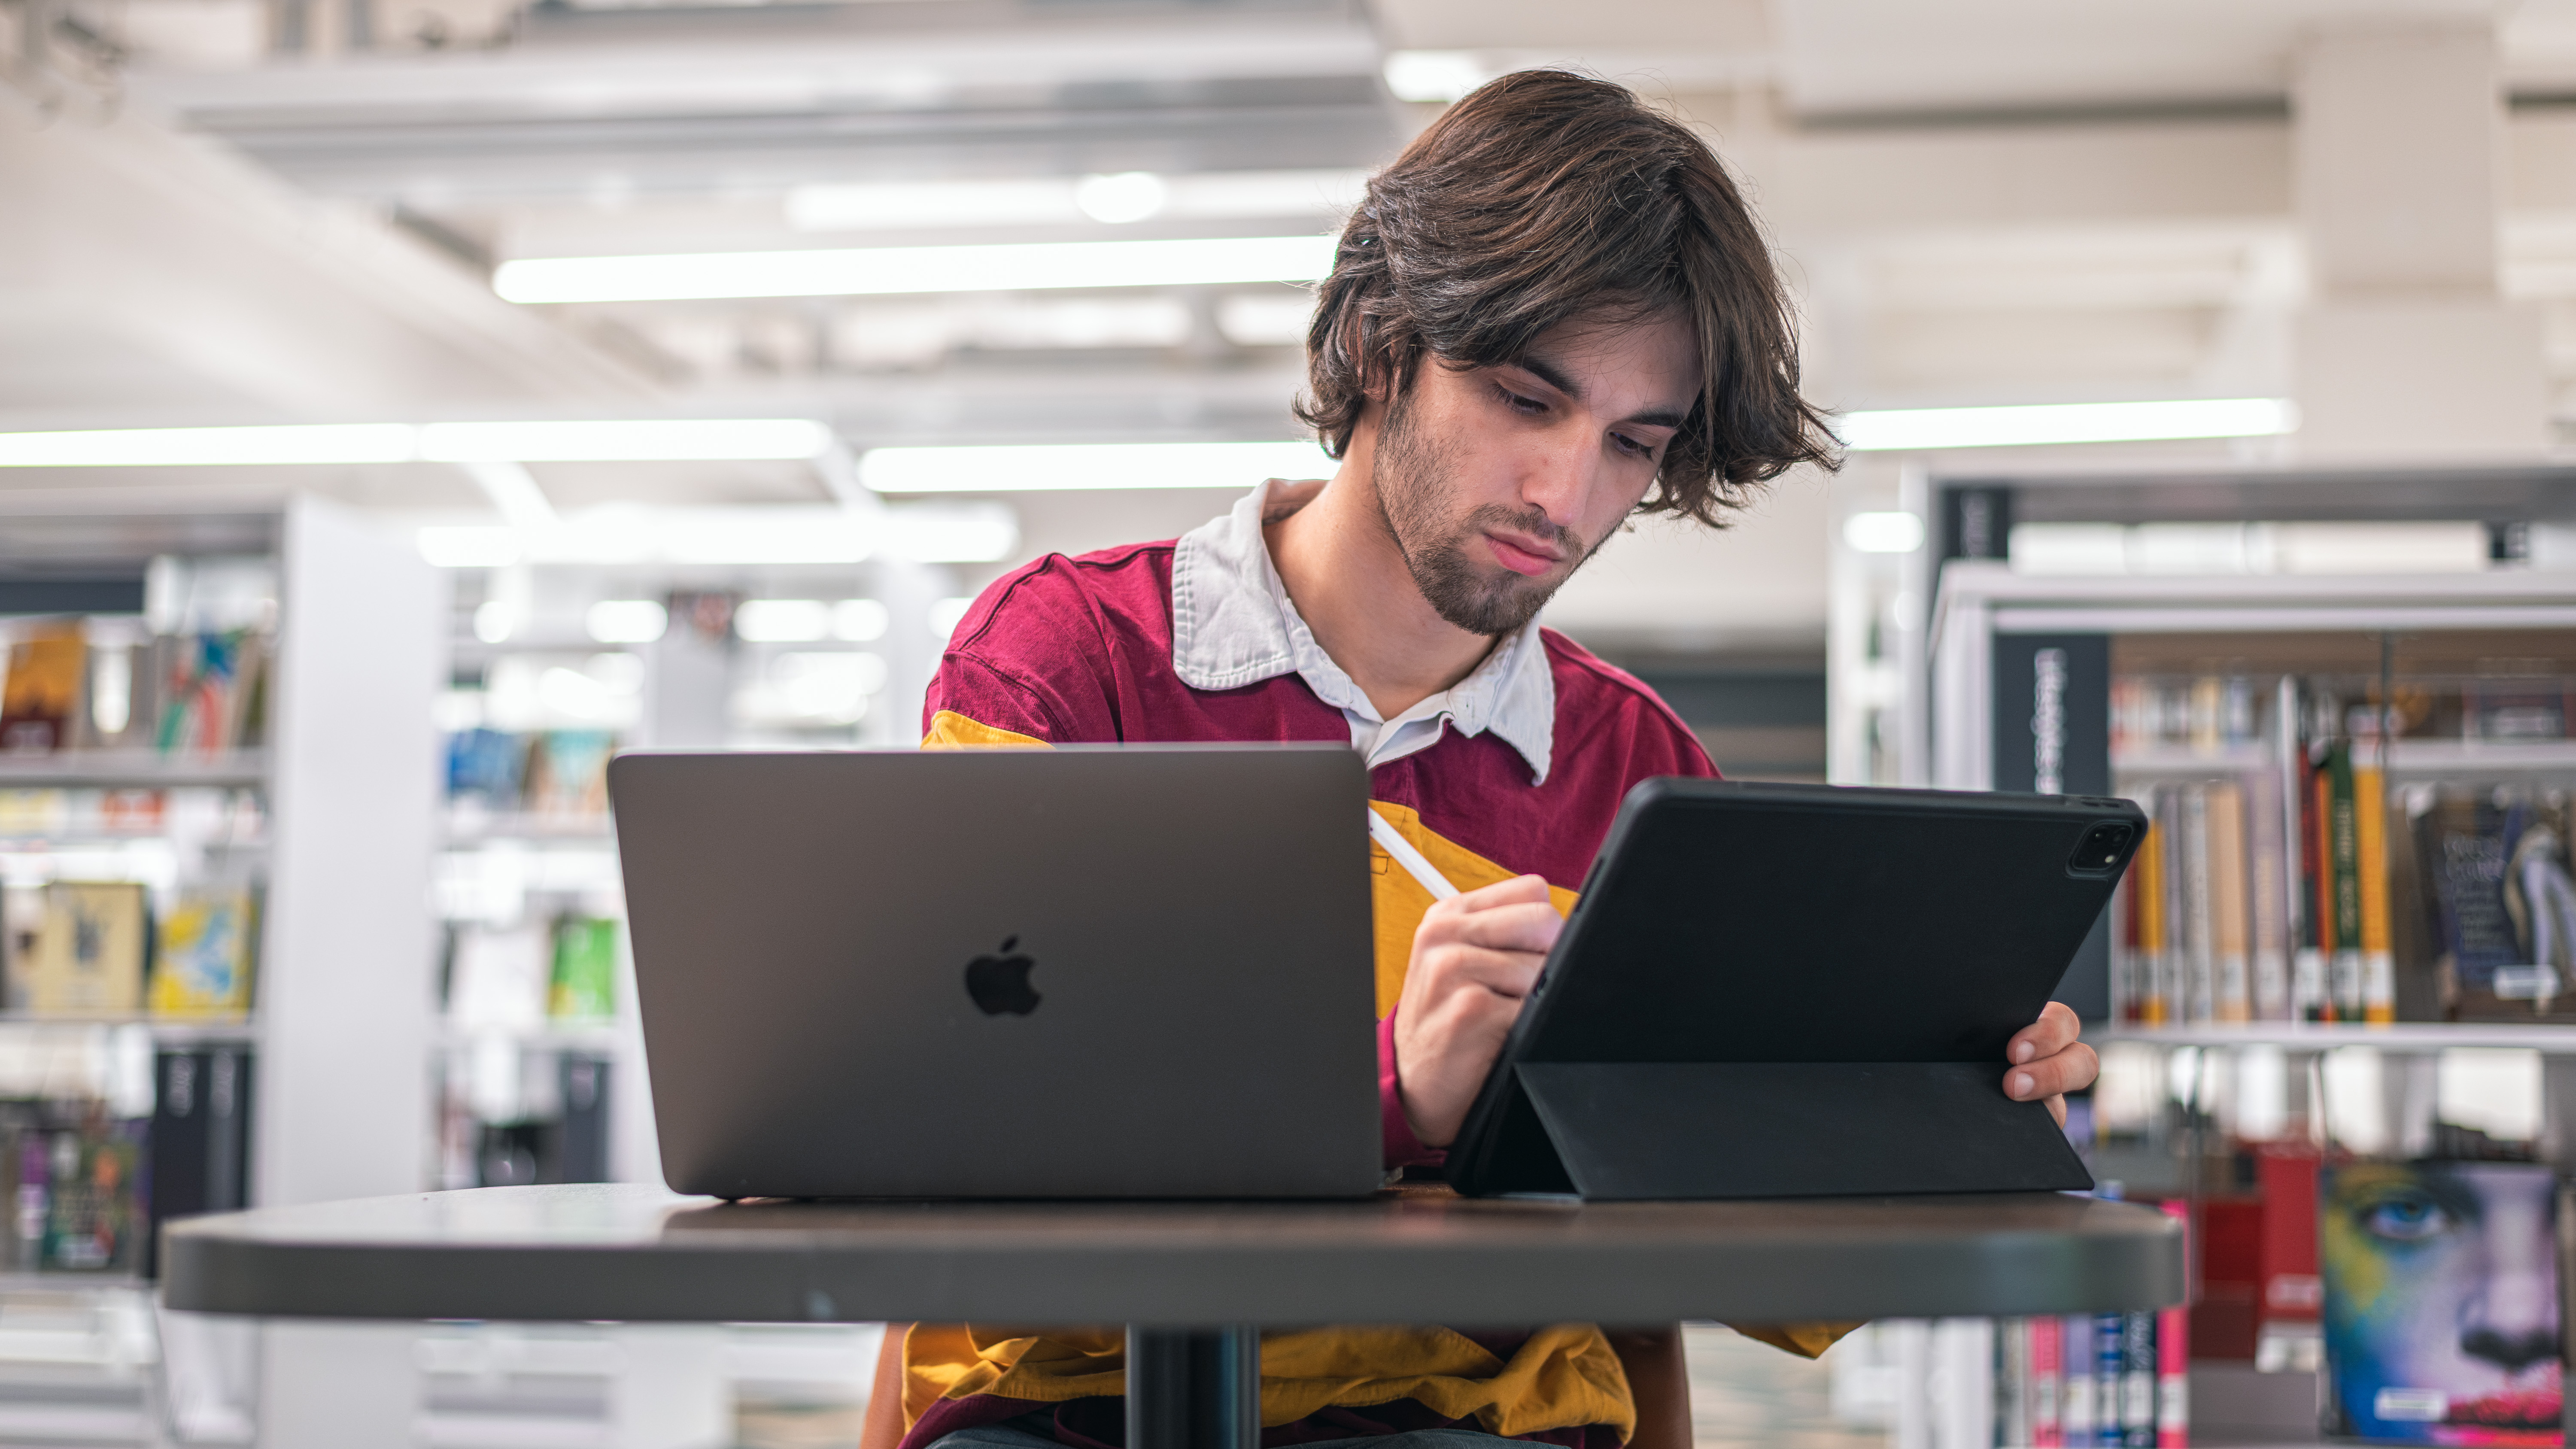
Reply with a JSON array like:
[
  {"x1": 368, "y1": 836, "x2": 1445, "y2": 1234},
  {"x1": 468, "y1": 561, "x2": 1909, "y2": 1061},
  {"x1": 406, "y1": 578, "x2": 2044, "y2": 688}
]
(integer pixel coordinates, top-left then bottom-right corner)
[{"x1": 1266, "y1": 428, "x2": 1499, "y2": 720}]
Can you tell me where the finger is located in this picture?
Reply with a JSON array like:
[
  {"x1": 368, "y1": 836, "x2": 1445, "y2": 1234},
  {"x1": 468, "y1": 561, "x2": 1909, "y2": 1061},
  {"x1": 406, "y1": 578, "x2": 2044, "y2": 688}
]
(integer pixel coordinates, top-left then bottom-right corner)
[
  {"x1": 2006, "y1": 1000, "x2": 2082, "y2": 1066},
  {"x1": 1439, "y1": 873, "x2": 1554, "y2": 914},
  {"x1": 2005, "y1": 1042, "x2": 2098, "y2": 1103},
  {"x1": 1422, "y1": 945, "x2": 1544, "y2": 1000},
  {"x1": 1442, "y1": 901, "x2": 1566, "y2": 954}
]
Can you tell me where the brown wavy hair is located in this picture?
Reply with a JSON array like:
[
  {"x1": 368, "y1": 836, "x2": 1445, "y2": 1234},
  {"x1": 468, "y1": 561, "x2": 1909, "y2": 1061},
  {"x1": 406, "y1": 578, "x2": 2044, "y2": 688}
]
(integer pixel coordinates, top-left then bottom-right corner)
[{"x1": 1295, "y1": 70, "x2": 1838, "y2": 526}]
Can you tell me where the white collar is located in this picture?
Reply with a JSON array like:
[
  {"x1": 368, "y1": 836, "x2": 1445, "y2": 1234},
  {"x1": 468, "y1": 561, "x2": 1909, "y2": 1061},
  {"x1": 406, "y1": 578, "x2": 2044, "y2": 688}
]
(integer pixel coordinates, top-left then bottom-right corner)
[{"x1": 1170, "y1": 478, "x2": 1558, "y2": 784}]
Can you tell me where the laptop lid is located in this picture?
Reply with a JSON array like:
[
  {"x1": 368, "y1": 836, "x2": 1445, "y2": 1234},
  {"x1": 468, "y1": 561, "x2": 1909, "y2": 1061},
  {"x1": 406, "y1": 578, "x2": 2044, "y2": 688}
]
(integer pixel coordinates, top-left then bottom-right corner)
[{"x1": 609, "y1": 745, "x2": 1381, "y2": 1199}]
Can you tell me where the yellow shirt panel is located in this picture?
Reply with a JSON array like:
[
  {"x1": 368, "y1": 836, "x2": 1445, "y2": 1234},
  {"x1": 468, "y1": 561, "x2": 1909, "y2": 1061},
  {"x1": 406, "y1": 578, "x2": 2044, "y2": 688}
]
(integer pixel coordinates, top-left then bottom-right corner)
[{"x1": 1366, "y1": 800, "x2": 1579, "y2": 1019}]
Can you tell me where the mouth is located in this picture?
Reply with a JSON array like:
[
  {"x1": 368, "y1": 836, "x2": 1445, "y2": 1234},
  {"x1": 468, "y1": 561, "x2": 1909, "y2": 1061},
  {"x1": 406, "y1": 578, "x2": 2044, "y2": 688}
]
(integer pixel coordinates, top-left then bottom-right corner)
[{"x1": 1483, "y1": 530, "x2": 1565, "y2": 577}]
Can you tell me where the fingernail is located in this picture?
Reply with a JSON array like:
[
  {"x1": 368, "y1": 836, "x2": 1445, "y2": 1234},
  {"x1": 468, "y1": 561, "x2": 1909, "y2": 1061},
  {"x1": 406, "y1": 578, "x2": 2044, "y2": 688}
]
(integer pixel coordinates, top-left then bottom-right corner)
[
  {"x1": 2011, "y1": 1072, "x2": 2034, "y2": 1098},
  {"x1": 2014, "y1": 1040, "x2": 2035, "y2": 1063}
]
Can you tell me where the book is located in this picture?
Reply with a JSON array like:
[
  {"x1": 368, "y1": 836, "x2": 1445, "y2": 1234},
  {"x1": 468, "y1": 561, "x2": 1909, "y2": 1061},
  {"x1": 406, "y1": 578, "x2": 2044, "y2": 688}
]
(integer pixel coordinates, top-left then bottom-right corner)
[
  {"x1": 149, "y1": 890, "x2": 257, "y2": 1018},
  {"x1": 548, "y1": 917, "x2": 617, "y2": 1021},
  {"x1": 18, "y1": 882, "x2": 148, "y2": 1015},
  {"x1": 2131, "y1": 806, "x2": 2167, "y2": 1025},
  {"x1": 2325, "y1": 741, "x2": 2364, "y2": 1021},
  {"x1": 2157, "y1": 1203, "x2": 2191, "y2": 1447},
  {"x1": 447, "y1": 727, "x2": 527, "y2": 804},
  {"x1": 2297, "y1": 743, "x2": 2331, "y2": 1021},
  {"x1": 0, "y1": 626, "x2": 84, "y2": 753},
  {"x1": 448, "y1": 924, "x2": 550, "y2": 1030},
  {"x1": 2354, "y1": 763, "x2": 2397, "y2": 1024},
  {"x1": 2180, "y1": 786, "x2": 2215, "y2": 1022},
  {"x1": 2247, "y1": 766, "x2": 2290, "y2": 1021},
  {"x1": 2120, "y1": 1310, "x2": 2156, "y2": 1447},
  {"x1": 524, "y1": 730, "x2": 615, "y2": 817},
  {"x1": 2031, "y1": 1315, "x2": 2064, "y2": 1447},
  {"x1": 145, "y1": 1047, "x2": 252, "y2": 1276},
  {"x1": 152, "y1": 630, "x2": 269, "y2": 755},
  {"x1": 2063, "y1": 1314, "x2": 2096, "y2": 1448},
  {"x1": 2206, "y1": 781, "x2": 2251, "y2": 1022}
]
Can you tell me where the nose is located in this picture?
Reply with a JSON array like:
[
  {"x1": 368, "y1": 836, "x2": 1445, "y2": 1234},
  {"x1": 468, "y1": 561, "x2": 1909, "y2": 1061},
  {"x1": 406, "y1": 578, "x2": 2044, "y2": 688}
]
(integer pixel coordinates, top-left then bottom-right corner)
[
  {"x1": 1516, "y1": 434, "x2": 1599, "y2": 535},
  {"x1": 2462, "y1": 1326, "x2": 2560, "y2": 1376}
]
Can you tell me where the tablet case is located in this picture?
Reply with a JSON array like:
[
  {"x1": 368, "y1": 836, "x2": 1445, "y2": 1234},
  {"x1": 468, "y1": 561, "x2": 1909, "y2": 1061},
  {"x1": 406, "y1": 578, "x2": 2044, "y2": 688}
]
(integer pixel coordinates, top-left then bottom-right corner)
[{"x1": 1446, "y1": 780, "x2": 2142, "y2": 1200}]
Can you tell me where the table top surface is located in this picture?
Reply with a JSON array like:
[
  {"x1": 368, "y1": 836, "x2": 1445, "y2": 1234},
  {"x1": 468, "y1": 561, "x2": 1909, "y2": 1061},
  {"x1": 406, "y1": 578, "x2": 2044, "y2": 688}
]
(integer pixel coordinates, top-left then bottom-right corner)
[{"x1": 163, "y1": 1182, "x2": 2185, "y2": 1326}]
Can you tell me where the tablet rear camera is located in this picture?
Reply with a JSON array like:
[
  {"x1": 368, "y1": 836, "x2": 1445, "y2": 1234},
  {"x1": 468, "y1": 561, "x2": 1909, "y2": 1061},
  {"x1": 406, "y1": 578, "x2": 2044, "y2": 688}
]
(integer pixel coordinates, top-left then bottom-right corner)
[{"x1": 2069, "y1": 821, "x2": 2136, "y2": 875}]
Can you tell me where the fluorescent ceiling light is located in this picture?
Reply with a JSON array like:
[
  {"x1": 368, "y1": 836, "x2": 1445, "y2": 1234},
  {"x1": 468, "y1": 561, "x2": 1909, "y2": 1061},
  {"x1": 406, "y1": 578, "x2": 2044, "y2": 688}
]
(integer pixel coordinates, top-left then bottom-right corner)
[
  {"x1": 0, "y1": 421, "x2": 833, "y2": 467},
  {"x1": 421, "y1": 419, "x2": 832, "y2": 462},
  {"x1": 785, "y1": 170, "x2": 1365, "y2": 233},
  {"x1": 832, "y1": 599, "x2": 889, "y2": 642},
  {"x1": 1075, "y1": 172, "x2": 1167, "y2": 225},
  {"x1": 413, "y1": 502, "x2": 1018, "y2": 569},
  {"x1": 1843, "y1": 512, "x2": 1925, "y2": 554},
  {"x1": 861, "y1": 440, "x2": 1335, "y2": 492},
  {"x1": 1837, "y1": 398, "x2": 2294, "y2": 452},
  {"x1": 0, "y1": 424, "x2": 415, "y2": 468},
  {"x1": 493, "y1": 235, "x2": 1338, "y2": 304}
]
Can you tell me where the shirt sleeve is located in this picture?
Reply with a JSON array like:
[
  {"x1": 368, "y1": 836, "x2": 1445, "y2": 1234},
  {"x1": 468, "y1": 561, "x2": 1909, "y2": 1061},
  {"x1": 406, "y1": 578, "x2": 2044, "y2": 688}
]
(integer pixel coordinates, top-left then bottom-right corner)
[
  {"x1": 1378, "y1": 1007, "x2": 1446, "y2": 1170},
  {"x1": 922, "y1": 653, "x2": 1062, "y2": 745}
]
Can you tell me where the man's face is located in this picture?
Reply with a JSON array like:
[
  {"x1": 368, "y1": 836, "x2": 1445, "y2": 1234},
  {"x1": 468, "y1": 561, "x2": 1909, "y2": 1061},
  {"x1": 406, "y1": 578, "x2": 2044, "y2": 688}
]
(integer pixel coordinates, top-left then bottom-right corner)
[{"x1": 1369, "y1": 309, "x2": 1701, "y2": 637}]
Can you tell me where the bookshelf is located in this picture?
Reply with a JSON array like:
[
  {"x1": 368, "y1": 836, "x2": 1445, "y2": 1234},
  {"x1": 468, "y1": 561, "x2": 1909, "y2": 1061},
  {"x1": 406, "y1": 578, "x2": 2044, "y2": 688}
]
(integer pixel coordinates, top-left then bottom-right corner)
[{"x1": 1899, "y1": 466, "x2": 2576, "y2": 1446}]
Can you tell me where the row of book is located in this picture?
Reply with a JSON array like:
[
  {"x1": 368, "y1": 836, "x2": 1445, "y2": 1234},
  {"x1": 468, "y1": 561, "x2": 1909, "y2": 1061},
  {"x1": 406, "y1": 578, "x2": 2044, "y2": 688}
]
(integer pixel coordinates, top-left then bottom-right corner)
[
  {"x1": 446, "y1": 917, "x2": 619, "y2": 1029},
  {"x1": 1987, "y1": 1310, "x2": 2187, "y2": 1447},
  {"x1": 2118, "y1": 765, "x2": 2576, "y2": 1024},
  {"x1": 0, "y1": 625, "x2": 268, "y2": 756},
  {"x1": 0, "y1": 884, "x2": 256, "y2": 1018},
  {"x1": 2115, "y1": 672, "x2": 2576, "y2": 755},
  {"x1": 0, "y1": 1048, "x2": 256, "y2": 1277},
  {"x1": 446, "y1": 729, "x2": 616, "y2": 818}
]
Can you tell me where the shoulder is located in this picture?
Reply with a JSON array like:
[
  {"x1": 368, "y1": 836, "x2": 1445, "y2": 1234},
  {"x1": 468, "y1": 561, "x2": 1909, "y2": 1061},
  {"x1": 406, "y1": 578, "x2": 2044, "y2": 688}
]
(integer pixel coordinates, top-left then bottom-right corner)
[
  {"x1": 1539, "y1": 628, "x2": 1717, "y2": 777},
  {"x1": 948, "y1": 541, "x2": 1177, "y2": 680}
]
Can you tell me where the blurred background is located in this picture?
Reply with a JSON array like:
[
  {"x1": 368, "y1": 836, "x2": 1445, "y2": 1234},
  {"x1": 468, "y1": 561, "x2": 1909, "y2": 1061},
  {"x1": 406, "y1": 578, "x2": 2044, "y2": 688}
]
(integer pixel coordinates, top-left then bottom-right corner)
[{"x1": 13, "y1": 0, "x2": 2576, "y2": 1446}]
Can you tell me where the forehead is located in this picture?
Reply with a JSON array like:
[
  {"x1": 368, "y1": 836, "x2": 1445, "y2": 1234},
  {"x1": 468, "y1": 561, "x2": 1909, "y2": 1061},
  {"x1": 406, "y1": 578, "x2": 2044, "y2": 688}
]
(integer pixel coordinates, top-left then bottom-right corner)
[{"x1": 1517, "y1": 308, "x2": 1702, "y2": 405}]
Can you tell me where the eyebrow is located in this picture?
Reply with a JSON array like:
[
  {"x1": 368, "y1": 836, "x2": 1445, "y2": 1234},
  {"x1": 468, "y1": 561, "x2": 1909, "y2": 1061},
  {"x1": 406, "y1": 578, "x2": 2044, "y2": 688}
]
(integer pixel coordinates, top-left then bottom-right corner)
[{"x1": 1511, "y1": 355, "x2": 1690, "y2": 431}]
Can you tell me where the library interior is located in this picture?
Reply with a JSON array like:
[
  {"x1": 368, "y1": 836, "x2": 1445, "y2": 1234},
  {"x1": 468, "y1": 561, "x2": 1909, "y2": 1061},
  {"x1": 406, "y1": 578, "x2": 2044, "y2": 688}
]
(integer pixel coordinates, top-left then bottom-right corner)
[{"x1": 19, "y1": 0, "x2": 2576, "y2": 1446}]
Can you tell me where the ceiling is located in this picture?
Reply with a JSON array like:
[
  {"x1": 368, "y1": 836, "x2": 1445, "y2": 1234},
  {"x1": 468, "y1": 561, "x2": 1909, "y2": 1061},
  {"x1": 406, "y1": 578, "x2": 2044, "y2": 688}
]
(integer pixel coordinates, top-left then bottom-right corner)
[{"x1": 12, "y1": 0, "x2": 2576, "y2": 654}]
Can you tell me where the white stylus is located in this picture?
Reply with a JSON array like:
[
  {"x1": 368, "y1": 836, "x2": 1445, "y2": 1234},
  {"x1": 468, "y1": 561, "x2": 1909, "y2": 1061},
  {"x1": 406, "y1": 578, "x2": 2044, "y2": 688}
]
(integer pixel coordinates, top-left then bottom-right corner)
[{"x1": 1367, "y1": 808, "x2": 1460, "y2": 901}]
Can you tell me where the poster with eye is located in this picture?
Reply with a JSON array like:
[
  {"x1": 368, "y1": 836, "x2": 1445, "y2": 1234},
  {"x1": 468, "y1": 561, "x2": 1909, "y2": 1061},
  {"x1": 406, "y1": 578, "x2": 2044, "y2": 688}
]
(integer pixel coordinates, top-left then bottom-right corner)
[{"x1": 2321, "y1": 1162, "x2": 2562, "y2": 1445}]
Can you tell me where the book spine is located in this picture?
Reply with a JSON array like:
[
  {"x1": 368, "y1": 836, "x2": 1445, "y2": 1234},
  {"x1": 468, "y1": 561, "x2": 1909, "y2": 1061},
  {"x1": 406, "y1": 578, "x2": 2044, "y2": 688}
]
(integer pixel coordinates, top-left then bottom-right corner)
[
  {"x1": 2207, "y1": 782, "x2": 2251, "y2": 1023},
  {"x1": 2094, "y1": 1312, "x2": 2125, "y2": 1449},
  {"x1": 2156, "y1": 790, "x2": 2186, "y2": 1027},
  {"x1": 2032, "y1": 1315, "x2": 2064, "y2": 1448},
  {"x1": 2303, "y1": 750, "x2": 2335, "y2": 1021},
  {"x1": 2133, "y1": 801, "x2": 2166, "y2": 1027},
  {"x1": 2062, "y1": 1315, "x2": 2095, "y2": 1448},
  {"x1": 2181, "y1": 785, "x2": 2215, "y2": 1023},
  {"x1": 2327, "y1": 741, "x2": 2363, "y2": 1022},
  {"x1": 2247, "y1": 766, "x2": 2291, "y2": 1021},
  {"x1": 2354, "y1": 763, "x2": 2395, "y2": 1025},
  {"x1": 2000, "y1": 1315, "x2": 2031, "y2": 1449},
  {"x1": 2121, "y1": 1309, "x2": 2156, "y2": 1447},
  {"x1": 2157, "y1": 1202, "x2": 2191, "y2": 1447}
]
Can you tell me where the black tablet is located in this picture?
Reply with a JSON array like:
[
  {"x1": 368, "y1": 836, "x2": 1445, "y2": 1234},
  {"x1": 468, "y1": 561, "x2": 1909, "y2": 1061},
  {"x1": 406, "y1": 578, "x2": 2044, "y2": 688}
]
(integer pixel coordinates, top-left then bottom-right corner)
[{"x1": 1443, "y1": 779, "x2": 2145, "y2": 1200}]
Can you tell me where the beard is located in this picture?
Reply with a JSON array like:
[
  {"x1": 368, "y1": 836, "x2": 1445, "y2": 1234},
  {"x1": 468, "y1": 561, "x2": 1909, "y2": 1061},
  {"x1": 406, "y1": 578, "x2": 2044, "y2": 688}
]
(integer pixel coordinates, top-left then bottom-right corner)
[{"x1": 1371, "y1": 392, "x2": 1598, "y2": 637}]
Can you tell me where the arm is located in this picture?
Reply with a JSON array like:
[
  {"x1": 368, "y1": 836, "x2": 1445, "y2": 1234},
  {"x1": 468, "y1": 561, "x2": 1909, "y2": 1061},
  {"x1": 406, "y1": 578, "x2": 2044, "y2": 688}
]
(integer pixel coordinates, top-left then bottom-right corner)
[
  {"x1": 859, "y1": 1324, "x2": 911, "y2": 1449},
  {"x1": 1605, "y1": 1327, "x2": 1691, "y2": 1449}
]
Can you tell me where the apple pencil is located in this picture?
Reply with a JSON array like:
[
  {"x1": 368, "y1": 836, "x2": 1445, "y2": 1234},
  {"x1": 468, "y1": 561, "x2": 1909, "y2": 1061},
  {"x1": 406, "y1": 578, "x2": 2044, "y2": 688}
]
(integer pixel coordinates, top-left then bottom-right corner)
[{"x1": 1367, "y1": 808, "x2": 1460, "y2": 901}]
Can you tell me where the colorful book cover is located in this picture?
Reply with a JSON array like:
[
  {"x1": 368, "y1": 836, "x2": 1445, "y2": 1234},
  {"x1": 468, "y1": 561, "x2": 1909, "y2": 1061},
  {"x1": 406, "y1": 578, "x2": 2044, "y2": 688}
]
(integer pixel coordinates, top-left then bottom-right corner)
[
  {"x1": 525, "y1": 730, "x2": 616, "y2": 818},
  {"x1": 23, "y1": 883, "x2": 148, "y2": 1015},
  {"x1": 2131, "y1": 811, "x2": 2166, "y2": 1026},
  {"x1": 2122, "y1": 1309, "x2": 2156, "y2": 1447},
  {"x1": 2327, "y1": 742, "x2": 2365, "y2": 1022},
  {"x1": 2321, "y1": 1161, "x2": 2561, "y2": 1445},
  {"x1": 446, "y1": 728, "x2": 527, "y2": 804},
  {"x1": 548, "y1": 917, "x2": 617, "y2": 1021},
  {"x1": 2096, "y1": 1311, "x2": 2126, "y2": 1449},
  {"x1": 149, "y1": 891, "x2": 256, "y2": 1018},
  {"x1": 0, "y1": 627, "x2": 83, "y2": 754},
  {"x1": 2208, "y1": 781, "x2": 2252, "y2": 1022},
  {"x1": 2064, "y1": 1314, "x2": 2096, "y2": 1448},
  {"x1": 2356, "y1": 763, "x2": 2397, "y2": 1024}
]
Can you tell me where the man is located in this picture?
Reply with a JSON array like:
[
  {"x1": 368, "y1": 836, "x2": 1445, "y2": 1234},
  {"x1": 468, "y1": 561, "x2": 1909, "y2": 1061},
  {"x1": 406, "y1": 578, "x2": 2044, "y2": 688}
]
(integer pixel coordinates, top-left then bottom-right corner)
[{"x1": 866, "y1": 68, "x2": 2101, "y2": 1449}]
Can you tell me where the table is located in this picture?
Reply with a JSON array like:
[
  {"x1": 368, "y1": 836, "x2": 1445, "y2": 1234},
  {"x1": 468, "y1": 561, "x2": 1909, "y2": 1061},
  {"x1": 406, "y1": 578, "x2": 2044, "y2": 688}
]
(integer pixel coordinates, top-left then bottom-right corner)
[{"x1": 164, "y1": 1183, "x2": 2184, "y2": 1449}]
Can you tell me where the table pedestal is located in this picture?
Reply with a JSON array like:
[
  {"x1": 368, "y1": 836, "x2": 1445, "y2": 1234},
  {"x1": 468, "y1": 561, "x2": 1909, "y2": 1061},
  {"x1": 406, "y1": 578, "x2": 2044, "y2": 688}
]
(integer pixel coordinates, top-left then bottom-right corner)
[{"x1": 1126, "y1": 1326, "x2": 1258, "y2": 1449}]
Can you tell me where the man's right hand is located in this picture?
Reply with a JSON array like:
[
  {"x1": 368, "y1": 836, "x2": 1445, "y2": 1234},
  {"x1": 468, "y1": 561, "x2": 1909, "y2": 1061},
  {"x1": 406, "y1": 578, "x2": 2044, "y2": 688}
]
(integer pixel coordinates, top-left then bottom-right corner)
[{"x1": 1391, "y1": 874, "x2": 1564, "y2": 1148}]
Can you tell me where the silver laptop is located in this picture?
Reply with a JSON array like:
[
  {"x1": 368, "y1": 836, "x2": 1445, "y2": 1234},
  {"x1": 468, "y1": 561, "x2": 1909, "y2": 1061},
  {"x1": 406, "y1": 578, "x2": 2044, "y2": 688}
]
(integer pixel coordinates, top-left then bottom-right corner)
[{"x1": 608, "y1": 744, "x2": 1381, "y2": 1198}]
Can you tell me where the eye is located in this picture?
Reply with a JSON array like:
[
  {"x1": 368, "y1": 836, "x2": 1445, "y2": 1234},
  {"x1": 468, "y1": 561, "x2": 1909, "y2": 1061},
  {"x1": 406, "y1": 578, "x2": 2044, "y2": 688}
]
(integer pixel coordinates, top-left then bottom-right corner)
[
  {"x1": 1492, "y1": 384, "x2": 1545, "y2": 416},
  {"x1": 2362, "y1": 1192, "x2": 2451, "y2": 1242},
  {"x1": 1610, "y1": 432, "x2": 1653, "y2": 459}
]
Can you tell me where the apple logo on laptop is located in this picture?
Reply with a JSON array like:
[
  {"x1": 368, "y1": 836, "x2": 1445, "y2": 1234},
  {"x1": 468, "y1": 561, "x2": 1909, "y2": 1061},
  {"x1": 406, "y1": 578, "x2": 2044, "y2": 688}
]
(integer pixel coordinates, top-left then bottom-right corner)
[{"x1": 965, "y1": 936, "x2": 1040, "y2": 1016}]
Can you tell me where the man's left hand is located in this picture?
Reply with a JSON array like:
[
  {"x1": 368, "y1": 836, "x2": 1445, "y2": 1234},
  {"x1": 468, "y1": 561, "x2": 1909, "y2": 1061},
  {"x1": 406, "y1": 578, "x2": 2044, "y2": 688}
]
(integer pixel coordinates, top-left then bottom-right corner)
[{"x1": 2005, "y1": 1002, "x2": 2097, "y2": 1128}]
